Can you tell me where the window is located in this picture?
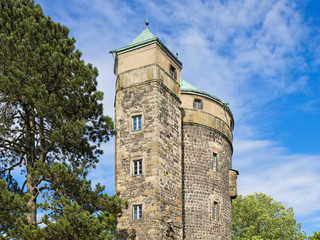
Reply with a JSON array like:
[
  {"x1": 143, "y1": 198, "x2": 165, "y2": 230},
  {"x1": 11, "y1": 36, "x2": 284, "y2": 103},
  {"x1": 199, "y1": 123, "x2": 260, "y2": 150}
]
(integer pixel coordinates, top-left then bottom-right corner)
[
  {"x1": 170, "y1": 65, "x2": 177, "y2": 80},
  {"x1": 133, "y1": 205, "x2": 142, "y2": 220},
  {"x1": 132, "y1": 115, "x2": 142, "y2": 131},
  {"x1": 213, "y1": 153, "x2": 217, "y2": 172},
  {"x1": 194, "y1": 99, "x2": 202, "y2": 110},
  {"x1": 213, "y1": 201, "x2": 218, "y2": 221},
  {"x1": 133, "y1": 160, "x2": 142, "y2": 176}
]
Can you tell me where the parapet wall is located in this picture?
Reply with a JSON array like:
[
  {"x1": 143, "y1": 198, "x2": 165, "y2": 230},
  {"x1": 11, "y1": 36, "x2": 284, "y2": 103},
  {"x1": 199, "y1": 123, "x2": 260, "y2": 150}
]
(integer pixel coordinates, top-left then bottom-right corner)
[{"x1": 182, "y1": 108, "x2": 233, "y2": 144}]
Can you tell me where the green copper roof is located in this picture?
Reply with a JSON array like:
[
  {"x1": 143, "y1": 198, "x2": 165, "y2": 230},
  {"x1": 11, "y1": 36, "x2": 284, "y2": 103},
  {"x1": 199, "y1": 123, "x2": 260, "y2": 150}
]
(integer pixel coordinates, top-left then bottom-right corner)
[
  {"x1": 110, "y1": 24, "x2": 182, "y2": 68},
  {"x1": 180, "y1": 78, "x2": 232, "y2": 115},
  {"x1": 180, "y1": 78, "x2": 202, "y2": 92},
  {"x1": 128, "y1": 27, "x2": 157, "y2": 46}
]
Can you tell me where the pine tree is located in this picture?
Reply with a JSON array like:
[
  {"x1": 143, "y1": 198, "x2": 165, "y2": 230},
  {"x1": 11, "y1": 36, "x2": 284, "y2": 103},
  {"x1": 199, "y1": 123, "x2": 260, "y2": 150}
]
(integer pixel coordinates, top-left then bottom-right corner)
[{"x1": 0, "y1": 0, "x2": 124, "y2": 238}]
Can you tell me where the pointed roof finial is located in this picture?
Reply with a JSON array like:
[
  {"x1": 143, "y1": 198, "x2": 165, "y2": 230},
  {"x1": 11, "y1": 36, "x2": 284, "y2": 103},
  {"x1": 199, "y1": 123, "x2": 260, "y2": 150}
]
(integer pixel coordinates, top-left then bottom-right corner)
[{"x1": 145, "y1": 18, "x2": 149, "y2": 27}]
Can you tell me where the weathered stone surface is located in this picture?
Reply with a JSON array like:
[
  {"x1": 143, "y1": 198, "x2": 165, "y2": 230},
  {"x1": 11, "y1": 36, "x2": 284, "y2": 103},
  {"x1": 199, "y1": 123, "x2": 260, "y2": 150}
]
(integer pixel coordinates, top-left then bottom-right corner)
[
  {"x1": 182, "y1": 108, "x2": 233, "y2": 143},
  {"x1": 113, "y1": 34, "x2": 237, "y2": 239},
  {"x1": 182, "y1": 123, "x2": 233, "y2": 240},
  {"x1": 115, "y1": 65, "x2": 183, "y2": 239},
  {"x1": 229, "y1": 169, "x2": 238, "y2": 199}
]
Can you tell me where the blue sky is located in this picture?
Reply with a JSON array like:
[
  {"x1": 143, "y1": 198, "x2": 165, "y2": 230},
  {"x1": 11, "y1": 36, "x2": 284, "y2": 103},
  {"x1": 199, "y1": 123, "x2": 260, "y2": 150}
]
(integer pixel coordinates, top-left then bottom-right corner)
[{"x1": 35, "y1": 0, "x2": 320, "y2": 236}]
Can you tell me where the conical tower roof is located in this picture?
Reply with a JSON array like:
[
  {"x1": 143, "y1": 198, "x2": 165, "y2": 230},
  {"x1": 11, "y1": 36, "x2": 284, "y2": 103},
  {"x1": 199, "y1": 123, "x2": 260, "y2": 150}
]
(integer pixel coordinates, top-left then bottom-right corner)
[
  {"x1": 110, "y1": 22, "x2": 182, "y2": 68},
  {"x1": 128, "y1": 27, "x2": 157, "y2": 46}
]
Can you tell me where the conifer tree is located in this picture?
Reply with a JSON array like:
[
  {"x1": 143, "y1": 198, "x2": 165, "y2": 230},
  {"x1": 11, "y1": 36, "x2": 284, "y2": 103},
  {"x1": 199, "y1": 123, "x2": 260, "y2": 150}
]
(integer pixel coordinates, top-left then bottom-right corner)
[{"x1": 0, "y1": 0, "x2": 124, "y2": 238}]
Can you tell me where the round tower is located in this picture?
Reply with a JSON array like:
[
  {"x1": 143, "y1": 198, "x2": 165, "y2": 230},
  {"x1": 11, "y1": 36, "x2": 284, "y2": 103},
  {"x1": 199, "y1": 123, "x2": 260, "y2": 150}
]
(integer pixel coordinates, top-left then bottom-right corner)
[{"x1": 180, "y1": 79, "x2": 237, "y2": 239}]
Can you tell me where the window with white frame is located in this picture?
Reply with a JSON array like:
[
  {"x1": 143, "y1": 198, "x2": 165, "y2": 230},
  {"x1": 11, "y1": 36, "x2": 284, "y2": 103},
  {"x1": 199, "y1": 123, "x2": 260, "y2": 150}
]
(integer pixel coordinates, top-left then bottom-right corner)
[
  {"x1": 133, "y1": 204, "x2": 142, "y2": 220},
  {"x1": 132, "y1": 115, "x2": 142, "y2": 131},
  {"x1": 133, "y1": 159, "x2": 142, "y2": 176},
  {"x1": 213, "y1": 201, "x2": 218, "y2": 221},
  {"x1": 194, "y1": 99, "x2": 202, "y2": 110},
  {"x1": 213, "y1": 153, "x2": 217, "y2": 172}
]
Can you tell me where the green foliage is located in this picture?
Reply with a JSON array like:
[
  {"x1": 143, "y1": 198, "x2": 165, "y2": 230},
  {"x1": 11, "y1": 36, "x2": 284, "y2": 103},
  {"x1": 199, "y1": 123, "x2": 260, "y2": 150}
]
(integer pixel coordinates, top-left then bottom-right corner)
[
  {"x1": 232, "y1": 193, "x2": 307, "y2": 240},
  {"x1": 1, "y1": 167, "x2": 126, "y2": 239},
  {"x1": 309, "y1": 231, "x2": 320, "y2": 240},
  {"x1": 40, "y1": 199, "x2": 117, "y2": 240},
  {"x1": 0, "y1": 0, "x2": 115, "y2": 169},
  {"x1": 0, "y1": 0, "x2": 124, "y2": 239},
  {"x1": 0, "y1": 179, "x2": 30, "y2": 236}
]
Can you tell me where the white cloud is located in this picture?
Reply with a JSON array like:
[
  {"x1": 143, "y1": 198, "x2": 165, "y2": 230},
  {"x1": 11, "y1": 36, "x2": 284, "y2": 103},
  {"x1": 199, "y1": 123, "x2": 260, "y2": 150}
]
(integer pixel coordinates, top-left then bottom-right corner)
[
  {"x1": 295, "y1": 98, "x2": 320, "y2": 113},
  {"x1": 234, "y1": 138, "x2": 320, "y2": 216},
  {"x1": 38, "y1": 0, "x2": 310, "y2": 122},
  {"x1": 144, "y1": 0, "x2": 309, "y2": 128}
]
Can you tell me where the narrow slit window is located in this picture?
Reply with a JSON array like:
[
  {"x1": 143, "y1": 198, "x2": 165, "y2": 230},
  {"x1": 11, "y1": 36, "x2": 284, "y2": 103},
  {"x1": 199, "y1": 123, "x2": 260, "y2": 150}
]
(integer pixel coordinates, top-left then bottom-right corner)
[
  {"x1": 133, "y1": 205, "x2": 142, "y2": 220},
  {"x1": 213, "y1": 153, "x2": 217, "y2": 172},
  {"x1": 132, "y1": 115, "x2": 142, "y2": 131},
  {"x1": 213, "y1": 201, "x2": 218, "y2": 221},
  {"x1": 133, "y1": 160, "x2": 142, "y2": 176},
  {"x1": 194, "y1": 99, "x2": 202, "y2": 110}
]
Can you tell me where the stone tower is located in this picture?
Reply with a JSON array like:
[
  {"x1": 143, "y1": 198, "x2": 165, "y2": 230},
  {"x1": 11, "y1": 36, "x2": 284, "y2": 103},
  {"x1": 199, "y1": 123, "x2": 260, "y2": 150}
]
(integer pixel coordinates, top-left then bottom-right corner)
[
  {"x1": 180, "y1": 80, "x2": 237, "y2": 239},
  {"x1": 110, "y1": 22, "x2": 184, "y2": 239},
  {"x1": 110, "y1": 23, "x2": 238, "y2": 240}
]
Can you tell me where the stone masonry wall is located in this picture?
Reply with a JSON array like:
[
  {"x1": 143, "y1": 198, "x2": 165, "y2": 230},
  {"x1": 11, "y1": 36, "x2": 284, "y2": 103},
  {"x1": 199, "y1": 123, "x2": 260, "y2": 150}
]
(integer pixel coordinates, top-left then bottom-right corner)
[
  {"x1": 115, "y1": 65, "x2": 183, "y2": 239},
  {"x1": 157, "y1": 80, "x2": 183, "y2": 239},
  {"x1": 182, "y1": 123, "x2": 233, "y2": 240}
]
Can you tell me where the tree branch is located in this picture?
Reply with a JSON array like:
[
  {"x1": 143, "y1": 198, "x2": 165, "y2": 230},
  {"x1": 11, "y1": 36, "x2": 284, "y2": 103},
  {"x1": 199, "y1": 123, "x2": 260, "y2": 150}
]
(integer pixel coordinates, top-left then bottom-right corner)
[
  {"x1": 0, "y1": 144, "x2": 26, "y2": 154},
  {"x1": 36, "y1": 220, "x2": 43, "y2": 225},
  {"x1": 19, "y1": 180, "x2": 27, "y2": 194},
  {"x1": 38, "y1": 185, "x2": 52, "y2": 192},
  {"x1": 35, "y1": 176, "x2": 52, "y2": 187},
  {"x1": 0, "y1": 157, "x2": 24, "y2": 175}
]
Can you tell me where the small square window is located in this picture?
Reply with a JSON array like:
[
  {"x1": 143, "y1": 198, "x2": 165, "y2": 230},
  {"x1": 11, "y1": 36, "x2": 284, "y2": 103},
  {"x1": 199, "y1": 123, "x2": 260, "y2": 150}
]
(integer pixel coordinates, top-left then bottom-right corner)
[
  {"x1": 132, "y1": 115, "x2": 142, "y2": 131},
  {"x1": 213, "y1": 153, "x2": 217, "y2": 172},
  {"x1": 133, "y1": 160, "x2": 142, "y2": 176},
  {"x1": 213, "y1": 201, "x2": 218, "y2": 221},
  {"x1": 133, "y1": 204, "x2": 142, "y2": 220},
  {"x1": 170, "y1": 65, "x2": 177, "y2": 80},
  {"x1": 194, "y1": 99, "x2": 202, "y2": 110}
]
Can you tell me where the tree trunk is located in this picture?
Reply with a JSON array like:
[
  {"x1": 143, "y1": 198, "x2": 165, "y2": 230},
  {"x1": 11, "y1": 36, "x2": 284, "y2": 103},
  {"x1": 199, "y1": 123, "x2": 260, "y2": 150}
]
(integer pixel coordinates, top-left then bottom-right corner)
[
  {"x1": 26, "y1": 171, "x2": 37, "y2": 224},
  {"x1": 25, "y1": 107, "x2": 37, "y2": 224}
]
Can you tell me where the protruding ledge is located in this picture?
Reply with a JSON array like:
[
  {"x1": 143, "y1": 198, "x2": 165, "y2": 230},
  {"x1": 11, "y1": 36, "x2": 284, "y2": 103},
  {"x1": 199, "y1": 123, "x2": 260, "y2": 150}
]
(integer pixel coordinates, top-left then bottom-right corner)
[
  {"x1": 229, "y1": 169, "x2": 239, "y2": 199},
  {"x1": 182, "y1": 108, "x2": 233, "y2": 143}
]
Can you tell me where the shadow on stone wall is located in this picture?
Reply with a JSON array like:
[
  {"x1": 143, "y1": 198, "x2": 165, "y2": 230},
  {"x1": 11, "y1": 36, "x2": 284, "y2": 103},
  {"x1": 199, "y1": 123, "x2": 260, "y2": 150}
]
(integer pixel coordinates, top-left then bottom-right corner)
[
  {"x1": 116, "y1": 229, "x2": 136, "y2": 240},
  {"x1": 115, "y1": 224, "x2": 176, "y2": 240}
]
